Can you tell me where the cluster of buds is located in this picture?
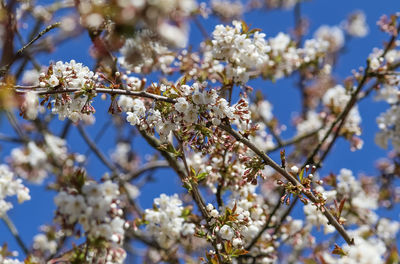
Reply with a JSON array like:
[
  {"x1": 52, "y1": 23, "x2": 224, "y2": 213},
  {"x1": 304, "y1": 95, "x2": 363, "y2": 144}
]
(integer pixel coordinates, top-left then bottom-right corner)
[{"x1": 278, "y1": 165, "x2": 324, "y2": 206}]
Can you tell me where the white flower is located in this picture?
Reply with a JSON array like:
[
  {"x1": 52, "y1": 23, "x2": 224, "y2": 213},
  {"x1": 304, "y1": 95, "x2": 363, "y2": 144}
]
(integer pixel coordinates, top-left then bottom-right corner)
[
  {"x1": 110, "y1": 217, "x2": 125, "y2": 236},
  {"x1": 219, "y1": 225, "x2": 234, "y2": 240},
  {"x1": 0, "y1": 165, "x2": 30, "y2": 217},
  {"x1": 144, "y1": 194, "x2": 195, "y2": 247},
  {"x1": 48, "y1": 75, "x2": 59, "y2": 87},
  {"x1": 23, "y1": 91, "x2": 39, "y2": 120},
  {"x1": 344, "y1": 11, "x2": 369, "y2": 37},
  {"x1": 192, "y1": 89, "x2": 205, "y2": 105},
  {"x1": 175, "y1": 97, "x2": 190, "y2": 113},
  {"x1": 22, "y1": 69, "x2": 40, "y2": 85},
  {"x1": 181, "y1": 223, "x2": 196, "y2": 236},
  {"x1": 33, "y1": 234, "x2": 57, "y2": 254},
  {"x1": 118, "y1": 95, "x2": 134, "y2": 112},
  {"x1": 232, "y1": 237, "x2": 242, "y2": 247},
  {"x1": 100, "y1": 180, "x2": 120, "y2": 200},
  {"x1": 370, "y1": 57, "x2": 381, "y2": 70},
  {"x1": 290, "y1": 166, "x2": 299, "y2": 174},
  {"x1": 377, "y1": 218, "x2": 399, "y2": 242},
  {"x1": 158, "y1": 22, "x2": 189, "y2": 48},
  {"x1": 314, "y1": 25, "x2": 344, "y2": 52},
  {"x1": 269, "y1": 32, "x2": 290, "y2": 52},
  {"x1": 126, "y1": 111, "x2": 140, "y2": 126},
  {"x1": 64, "y1": 195, "x2": 86, "y2": 222}
]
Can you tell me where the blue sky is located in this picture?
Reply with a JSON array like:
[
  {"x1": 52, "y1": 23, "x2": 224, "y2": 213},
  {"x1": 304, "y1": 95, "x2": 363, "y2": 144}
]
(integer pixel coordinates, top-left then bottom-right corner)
[{"x1": 1, "y1": 0, "x2": 400, "y2": 260}]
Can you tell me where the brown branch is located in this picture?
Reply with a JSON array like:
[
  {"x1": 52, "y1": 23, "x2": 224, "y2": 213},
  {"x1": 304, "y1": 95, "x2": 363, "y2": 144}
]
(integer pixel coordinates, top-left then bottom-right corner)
[
  {"x1": 303, "y1": 64, "x2": 370, "y2": 167},
  {"x1": 14, "y1": 86, "x2": 177, "y2": 104},
  {"x1": 5, "y1": 110, "x2": 29, "y2": 143},
  {"x1": 219, "y1": 123, "x2": 354, "y2": 245},
  {"x1": 1, "y1": 22, "x2": 60, "y2": 77},
  {"x1": 125, "y1": 160, "x2": 170, "y2": 181},
  {"x1": 266, "y1": 127, "x2": 321, "y2": 153},
  {"x1": 77, "y1": 123, "x2": 118, "y2": 174},
  {"x1": 1, "y1": 213, "x2": 29, "y2": 255},
  {"x1": 15, "y1": 22, "x2": 60, "y2": 59}
]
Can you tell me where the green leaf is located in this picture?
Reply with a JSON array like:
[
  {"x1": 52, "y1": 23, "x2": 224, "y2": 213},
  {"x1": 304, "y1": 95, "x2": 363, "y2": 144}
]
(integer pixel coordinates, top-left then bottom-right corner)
[
  {"x1": 196, "y1": 172, "x2": 208, "y2": 181},
  {"x1": 232, "y1": 249, "x2": 249, "y2": 257},
  {"x1": 182, "y1": 180, "x2": 192, "y2": 192},
  {"x1": 299, "y1": 167, "x2": 305, "y2": 181},
  {"x1": 157, "y1": 143, "x2": 181, "y2": 157},
  {"x1": 190, "y1": 166, "x2": 196, "y2": 177},
  {"x1": 240, "y1": 20, "x2": 248, "y2": 33}
]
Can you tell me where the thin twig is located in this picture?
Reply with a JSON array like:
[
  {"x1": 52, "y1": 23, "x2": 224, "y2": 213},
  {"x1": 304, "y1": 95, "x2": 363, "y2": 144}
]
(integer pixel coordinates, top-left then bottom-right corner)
[
  {"x1": 305, "y1": 24, "x2": 400, "y2": 167},
  {"x1": 60, "y1": 119, "x2": 72, "y2": 139},
  {"x1": 264, "y1": 119, "x2": 284, "y2": 147},
  {"x1": 1, "y1": 214, "x2": 29, "y2": 255},
  {"x1": 193, "y1": 16, "x2": 209, "y2": 39},
  {"x1": 84, "y1": 120, "x2": 111, "y2": 157},
  {"x1": 245, "y1": 189, "x2": 285, "y2": 251},
  {"x1": 304, "y1": 65, "x2": 370, "y2": 167},
  {"x1": 5, "y1": 110, "x2": 29, "y2": 143},
  {"x1": 0, "y1": 22, "x2": 60, "y2": 77},
  {"x1": 138, "y1": 130, "x2": 210, "y2": 219},
  {"x1": 138, "y1": 130, "x2": 225, "y2": 262},
  {"x1": 0, "y1": 133, "x2": 24, "y2": 143},
  {"x1": 126, "y1": 160, "x2": 169, "y2": 181},
  {"x1": 77, "y1": 123, "x2": 118, "y2": 174},
  {"x1": 266, "y1": 127, "x2": 321, "y2": 153},
  {"x1": 15, "y1": 22, "x2": 60, "y2": 59},
  {"x1": 272, "y1": 196, "x2": 299, "y2": 236}
]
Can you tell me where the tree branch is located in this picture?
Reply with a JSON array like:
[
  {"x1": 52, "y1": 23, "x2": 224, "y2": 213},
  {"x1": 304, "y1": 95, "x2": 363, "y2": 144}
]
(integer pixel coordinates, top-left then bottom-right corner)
[
  {"x1": 1, "y1": 213, "x2": 29, "y2": 255},
  {"x1": 219, "y1": 123, "x2": 354, "y2": 245}
]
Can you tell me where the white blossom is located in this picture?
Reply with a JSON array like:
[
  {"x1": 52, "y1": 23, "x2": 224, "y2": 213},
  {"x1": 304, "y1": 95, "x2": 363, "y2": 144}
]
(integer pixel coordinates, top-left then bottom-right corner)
[
  {"x1": 144, "y1": 194, "x2": 195, "y2": 248},
  {"x1": 0, "y1": 165, "x2": 30, "y2": 217}
]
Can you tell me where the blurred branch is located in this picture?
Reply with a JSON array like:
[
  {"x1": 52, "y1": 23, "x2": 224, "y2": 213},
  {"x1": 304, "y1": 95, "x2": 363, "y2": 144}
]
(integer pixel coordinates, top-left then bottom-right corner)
[
  {"x1": 0, "y1": 22, "x2": 60, "y2": 77},
  {"x1": 126, "y1": 160, "x2": 169, "y2": 181},
  {"x1": 77, "y1": 123, "x2": 118, "y2": 174},
  {"x1": 1, "y1": 214, "x2": 29, "y2": 255},
  {"x1": 15, "y1": 22, "x2": 60, "y2": 60},
  {"x1": 0, "y1": 133, "x2": 24, "y2": 143},
  {"x1": 5, "y1": 110, "x2": 29, "y2": 143},
  {"x1": 266, "y1": 127, "x2": 321, "y2": 153}
]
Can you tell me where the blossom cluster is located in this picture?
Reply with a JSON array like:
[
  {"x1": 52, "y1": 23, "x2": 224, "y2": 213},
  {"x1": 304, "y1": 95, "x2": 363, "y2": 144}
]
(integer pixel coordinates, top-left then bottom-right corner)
[
  {"x1": 143, "y1": 194, "x2": 195, "y2": 248},
  {"x1": 372, "y1": 44, "x2": 400, "y2": 151},
  {"x1": 0, "y1": 165, "x2": 30, "y2": 217},
  {"x1": 119, "y1": 81, "x2": 251, "y2": 142},
  {"x1": 77, "y1": 0, "x2": 197, "y2": 48},
  {"x1": 211, "y1": 0, "x2": 244, "y2": 21},
  {"x1": 9, "y1": 134, "x2": 82, "y2": 184},
  {"x1": 323, "y1": 224, "x2": 397, "y2": 264},
  {"x1": 211, "y1": 20, "x2": 330, "y2": 83},
  {"x1": 54, "y1": 179, "x2": 127, "y2": 263},
  {"x1": 36, "y1": 60, "x2": 99, "y2": 122},
  {"x1": 119, "y1": 30, "x2": 175, "y2": 74},
  {"x1": 343, "y1": 11, "x2": 369, "y2": 37}
]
